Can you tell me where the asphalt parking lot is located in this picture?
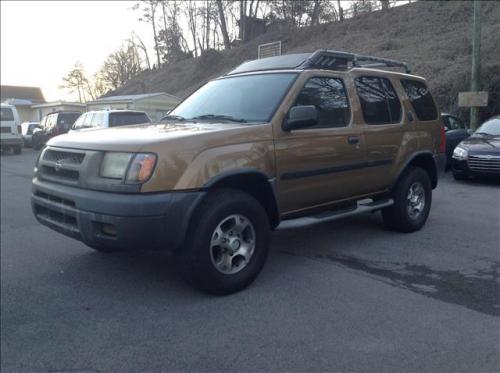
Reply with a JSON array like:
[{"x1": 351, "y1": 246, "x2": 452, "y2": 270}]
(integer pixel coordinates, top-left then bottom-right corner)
[{"x1": 1, "y1": 148, "x2": 499, "y2": 373}]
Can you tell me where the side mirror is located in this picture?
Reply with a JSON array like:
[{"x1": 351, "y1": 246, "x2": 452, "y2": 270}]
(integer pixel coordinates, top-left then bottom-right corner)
[
  {"x1": 282, "y1": 105, "x2": 318, "y2": 132},
  {"x1": 444, "y1": 126, "x2": 449, "y2": 132},
  {"x1": 467, "y1": 128, "x2": 475, "y2": 136}
]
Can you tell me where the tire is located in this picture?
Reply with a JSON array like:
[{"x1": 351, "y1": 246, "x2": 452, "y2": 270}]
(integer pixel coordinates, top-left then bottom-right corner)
[
  {"x1": 452, "y1": 171, "x2": 467, "y2": 181},
  {"x1": 177, "y1": 189, "x2": 270, "y2": 295},
  {"x1": 13, "y1": 145, "x2": 22, "y2": 155},
  {"x1": 382, "y1": 167, "x2": 432, "y2": 233}
]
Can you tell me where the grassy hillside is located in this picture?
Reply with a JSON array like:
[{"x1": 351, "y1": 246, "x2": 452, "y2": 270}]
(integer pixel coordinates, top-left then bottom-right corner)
[{"x1": 111, "y1": 0, "x2": 500, "y2": 120}]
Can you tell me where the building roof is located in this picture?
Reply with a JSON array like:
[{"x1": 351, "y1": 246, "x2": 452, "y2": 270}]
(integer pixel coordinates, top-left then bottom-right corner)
[
  {"x1": 87, "y1": 92, "x2": 180, "y2": 104},
  {"x1": 31, "y1": 100, "x2": 86, "y2": 109},
  {"x1": 1, "y1": 85, "x2": 46, "y2": 104}
]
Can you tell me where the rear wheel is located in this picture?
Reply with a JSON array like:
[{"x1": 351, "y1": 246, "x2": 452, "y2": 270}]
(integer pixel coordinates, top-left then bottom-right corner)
[
  {"x1": 382, "y1": 167, "x2": 432, "y2": 233},
  {"x1": 177, "y1": 189, "x2": 270, "y2": 295}
]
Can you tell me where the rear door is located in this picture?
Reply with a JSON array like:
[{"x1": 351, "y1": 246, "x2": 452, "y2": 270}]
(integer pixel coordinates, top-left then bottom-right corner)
[
  {"x1": 0, "y1": 107, "x2": 19, "y2": 136},
  {"x1": 274, "y1": 71, "x2": 367, "y2": 215},
  {"x1": 353, "y1": 74, "x2": 410, "y2": 192}
]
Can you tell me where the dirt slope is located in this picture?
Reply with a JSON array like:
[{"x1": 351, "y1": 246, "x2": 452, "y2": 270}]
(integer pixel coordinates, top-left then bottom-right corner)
[{"x1": 111, "y1": 0, "x2": 500, "y2": 119}]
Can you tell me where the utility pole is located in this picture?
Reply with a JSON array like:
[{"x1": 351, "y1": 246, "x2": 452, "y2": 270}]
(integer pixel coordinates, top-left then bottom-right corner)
[{"x1": 470, "y1": 0, "x2": 482, "y2": 129}]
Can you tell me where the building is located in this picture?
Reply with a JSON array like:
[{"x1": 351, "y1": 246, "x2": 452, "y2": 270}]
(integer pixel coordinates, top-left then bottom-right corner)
[
  {"x1": 1, "y1": 85, "x2": 84, "y2": 122},
  {"x1": 31, "y1": 101, "x2": 86, "y2": 121},
  {"x1": 1, "y1": 85, "x2": 46, "y2": 122},
  {"x1": 86, "y1": 93, "x2": 181, "y2": 121}
]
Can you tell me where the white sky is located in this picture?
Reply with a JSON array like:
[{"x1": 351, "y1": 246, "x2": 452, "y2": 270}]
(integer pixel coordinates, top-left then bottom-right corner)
[{"x1": 1, "y1": 0, "x2": 154, "y2": 101}]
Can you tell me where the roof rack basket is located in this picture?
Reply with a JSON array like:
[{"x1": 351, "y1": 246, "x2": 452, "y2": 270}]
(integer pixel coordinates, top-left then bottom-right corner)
[{"x1": 299, "y1": 50, "x2": 411, "y2": 74}]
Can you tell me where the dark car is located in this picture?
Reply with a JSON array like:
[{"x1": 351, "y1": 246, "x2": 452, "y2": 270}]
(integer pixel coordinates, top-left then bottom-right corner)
[
  {"x1": 442, "y1": 113, "x2": 471, "y2": 166},
  {"x1": 452, "y1": 116, "x2": 500, "y2": 180},
  {"x1": 32, "y1": 111, "x2": 81, "y2": 150}
]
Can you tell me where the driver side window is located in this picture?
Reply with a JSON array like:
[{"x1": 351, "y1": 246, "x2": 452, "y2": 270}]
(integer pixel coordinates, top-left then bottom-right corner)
[{"x1": 293, "y1": 77, "x2": 351, "y2": 129}]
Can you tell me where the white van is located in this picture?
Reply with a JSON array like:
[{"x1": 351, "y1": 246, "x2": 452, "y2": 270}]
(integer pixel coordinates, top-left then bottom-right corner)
[
  {"x1": 70, "y1": 110, "x2": 151, "y2": 133},
  {"x1": 0, "y1": 103, "x2": 23, "y2": 154}
]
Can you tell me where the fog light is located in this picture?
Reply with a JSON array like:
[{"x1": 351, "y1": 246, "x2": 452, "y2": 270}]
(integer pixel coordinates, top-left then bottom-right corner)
[{"x1": 101, "y1": 223, "x2": 117, "y2": 237}]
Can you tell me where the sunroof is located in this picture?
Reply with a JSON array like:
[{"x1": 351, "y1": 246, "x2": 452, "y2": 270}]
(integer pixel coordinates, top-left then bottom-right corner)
[{"x1": 227, "y1": 53, "x2": 312, "y2": 75}]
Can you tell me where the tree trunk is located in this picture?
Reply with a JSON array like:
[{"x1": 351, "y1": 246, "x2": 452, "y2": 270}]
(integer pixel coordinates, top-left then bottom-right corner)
[
  {"x1": 205, "y1": 0, "x2": 210, "y2": 50},
  {"x1": 239, "y1": 0, "x2": 246, "y2": 41},
  {"x1": 381, "y1": 0, "x2": 390, "y2": 11},
  {"x1": 311, "y1": 0, "x2": 320, "y2": 26},
  {"x1": 337, "y1": 0, "x2": 344, "y2": 21},
  {"x1": 216, "y1": 0, "x2": 231, "y2": 49},
  {"x1": 150, "y1": 1, "x2": 161, "y2": 68}
]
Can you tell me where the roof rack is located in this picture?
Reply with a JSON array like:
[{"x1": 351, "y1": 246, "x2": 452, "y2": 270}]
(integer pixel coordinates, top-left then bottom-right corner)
[{"x1": 298, "y1": 49, "x2": 411, "y2": 74}]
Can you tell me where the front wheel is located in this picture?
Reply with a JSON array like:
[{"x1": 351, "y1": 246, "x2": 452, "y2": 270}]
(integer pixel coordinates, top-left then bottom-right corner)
[
  {"x1": 177, "y1": 189, "x2": 270, "y2": 295},
  {"x1": 382, "y1": 167, "x2": 432, "y2": 233}
]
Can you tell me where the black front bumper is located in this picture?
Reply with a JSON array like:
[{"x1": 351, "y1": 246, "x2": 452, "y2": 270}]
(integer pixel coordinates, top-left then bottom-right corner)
[
  {"x1": 31, "y1": 178, "x2": 206, "y2": 251},
  {"x1": 452, "y1": 158, "x2": 500, "y2": 178}
]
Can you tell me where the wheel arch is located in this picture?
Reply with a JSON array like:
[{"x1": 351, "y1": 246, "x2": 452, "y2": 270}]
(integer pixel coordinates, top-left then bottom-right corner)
[
  {"x1": 203, "y1": 169, "x2": 280, "y2": 229},
  {"x1": 392, "y1": 151, "x2": 438, "y2": 190}
]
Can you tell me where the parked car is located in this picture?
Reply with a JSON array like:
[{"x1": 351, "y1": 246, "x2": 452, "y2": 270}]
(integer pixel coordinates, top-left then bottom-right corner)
[
  {"x1": 20, "y1": 121, "x2": 40, "y2": 147},
  {"x1": 32, "y1": 111, "x2": 81, "y2": 150},
  {"x1": 441, "y1": 113, "x2": 471, "y2": 166},
  {"x1": 31, "y1": 50, "x2": 445, "y2": 294},
  {"x1": 0, "y1": 103, "x2": 23, "y2": 154},
  {"x1": 452, "y1": 116, "x2": 500, "y2": 180},
  {"x1": 70, "y1": 110, "x2": 151, "y2": 132}
]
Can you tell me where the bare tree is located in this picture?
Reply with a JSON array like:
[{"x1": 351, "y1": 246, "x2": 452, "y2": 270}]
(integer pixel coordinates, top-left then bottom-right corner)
[
  {"x1": 131, "y1": 32, "x2": 151, "y2": 70},
  {"x1": 60, "y1": 62, "x2": 88, "y2": 103},
  {"x1": 134, "y1": 0, "x2": 161, "y2": 68},
  {"x1": 216, "y1": 0, "x2": 231, "y2": 49},
  {"x1": 99, "y1": 42, "x2": 143, "y2": 91}
]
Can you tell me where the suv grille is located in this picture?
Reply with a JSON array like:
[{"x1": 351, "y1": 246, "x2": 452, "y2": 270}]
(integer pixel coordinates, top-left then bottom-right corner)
[
  {"x1": 43, "y1": 149, "x2": 85, "y2": 164},
  {"x1": 38, "y1": 148, "x2": 87, "y2": 185},
  {"x1": 468, "y1": 154, "x2": 500, "y2": 174}
]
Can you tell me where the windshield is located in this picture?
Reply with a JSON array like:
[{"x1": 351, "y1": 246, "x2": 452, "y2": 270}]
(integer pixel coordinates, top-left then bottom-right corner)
[
  {"x1": 475, "y1": 118, "x2": 500, "y2": 136},
  {"x1": 170, "y1": 73, "x2": 297, "y2": 123}
]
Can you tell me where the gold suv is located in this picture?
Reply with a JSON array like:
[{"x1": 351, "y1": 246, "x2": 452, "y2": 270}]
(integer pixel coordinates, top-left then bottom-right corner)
[{"x1": 31, "y1": 50, "x2": 446, "y2": 294}]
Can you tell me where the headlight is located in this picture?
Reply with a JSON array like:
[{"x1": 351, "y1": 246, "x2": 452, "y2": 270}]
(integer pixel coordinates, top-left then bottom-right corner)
[
  {"x1": 452, "y1": 146, "x2": 468, "y2": 160},
  {"x1": 126, "y1": 153, "x2": 157, "y2": 183},
  {"x1": 100, "y1": 152, "x2": 133, "y2": 179},
  {"x1": 100, "y1": 152, "x2": 157, "y2": 183}
]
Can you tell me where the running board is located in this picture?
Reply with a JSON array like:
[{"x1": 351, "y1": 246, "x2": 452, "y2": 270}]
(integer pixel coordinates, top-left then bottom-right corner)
[{"x1": 277, "y1": 199, "x2": 394, "y2": 230}]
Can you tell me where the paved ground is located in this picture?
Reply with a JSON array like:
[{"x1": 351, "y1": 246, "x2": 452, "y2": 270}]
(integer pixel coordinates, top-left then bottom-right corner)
[{"x1": 1, "y1": 148, "x2": 499, "y2": 373}]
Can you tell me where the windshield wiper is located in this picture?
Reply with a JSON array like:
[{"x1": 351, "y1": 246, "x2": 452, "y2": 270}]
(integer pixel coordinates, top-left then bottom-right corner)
[
  {"x1": 160, "y1": 114, "x2": 187, "y2": 122},
  {"x1": 190, "y1": 114, "x2": 247, "y2": 123}
]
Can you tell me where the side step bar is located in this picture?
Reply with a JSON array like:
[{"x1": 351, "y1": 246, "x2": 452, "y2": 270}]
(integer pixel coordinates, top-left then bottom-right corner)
[{"x1": 277, "y1": 199, "x2": 394, "y2": 230}]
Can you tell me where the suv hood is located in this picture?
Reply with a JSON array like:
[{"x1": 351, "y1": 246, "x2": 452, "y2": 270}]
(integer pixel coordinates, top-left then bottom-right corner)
[{"x1": 47, "y1": 122, "x2": 244, "y2": 152}]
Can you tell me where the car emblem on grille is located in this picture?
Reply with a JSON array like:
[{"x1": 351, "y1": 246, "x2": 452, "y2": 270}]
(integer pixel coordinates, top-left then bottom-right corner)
[{"x1": 55, "y1": 160, "x2": 63, "y2": 171}]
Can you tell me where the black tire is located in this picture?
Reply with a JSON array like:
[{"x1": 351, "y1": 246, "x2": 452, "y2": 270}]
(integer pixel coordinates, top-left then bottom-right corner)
[
  {"x1": 176, "y1": 189, "x2": 270, "y2": 295},
  {"x1": 13, "y1": 145, "x2": 22, "y2": 155},
  {"x1": 452, "y1": 171, "x2": 467, "y2": 181},
  {"x1": 382, "y1": 166, "x2": 432, "y2": 233}
]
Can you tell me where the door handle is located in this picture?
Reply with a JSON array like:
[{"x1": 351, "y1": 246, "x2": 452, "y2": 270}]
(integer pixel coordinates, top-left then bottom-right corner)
[{"x1": 347, "y1": 136, "x2": 360, "y2": 145}]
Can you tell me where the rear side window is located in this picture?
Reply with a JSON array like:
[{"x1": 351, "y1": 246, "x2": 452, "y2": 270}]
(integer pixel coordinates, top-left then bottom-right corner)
[
  {"x1": 109, "y1": 112, "x2": 150, "y2": 127},
  {"x1": 400, "y1": 79, "x2": 438, "y2": 121},
  {"x1": 1, "y1": 108, "x2": 14, "y2": 121},
  {"x1": 293, "y1": 77, "x2": 351, "y2": 128},
  {"x1": 57, "y1": 113, "x2": 80, "y2": 127},
  {"x1": 355, "y1": 76, "x2": 402, "y2": 125}
]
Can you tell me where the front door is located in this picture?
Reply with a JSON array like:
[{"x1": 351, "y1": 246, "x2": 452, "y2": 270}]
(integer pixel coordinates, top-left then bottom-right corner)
[{"x1": 274, "y1": 73, "x2": 367, "y2": 216}]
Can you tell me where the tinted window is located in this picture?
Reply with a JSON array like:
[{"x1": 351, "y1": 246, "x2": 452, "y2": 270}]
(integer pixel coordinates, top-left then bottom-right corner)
[
  {"x1": 444, "y1": 115, "x2": 465, "y2": 130},
  {"x1": 293, "y1": 77, "x2": 350, "y2": 128},
  {"x1": 57, "y1": 113, "x2": 80, "y2": 130},
  {"x1": 171, "y1": 73, "x2": 298, "y2": 123},
  {"x1": 355, "y1": 76, "x2": 402, "y2": 125},
  {"x1": 401, "y1": 79, "x2": 438, "y2": 121},
  {"x1": 1, "y1": 108, "x2": 14, "y2": 121},
  {"x1": 109, "y1": 112, "x2": 150, "y2": 127},
  {"x1": 28, "y1": 123, "x2": 39, "y2": 134}
]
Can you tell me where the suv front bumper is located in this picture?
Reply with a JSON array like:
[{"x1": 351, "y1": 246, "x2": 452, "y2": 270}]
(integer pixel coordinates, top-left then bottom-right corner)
[{"x1": 31, "y1": 178, "x2": 205, "y2": 251}]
